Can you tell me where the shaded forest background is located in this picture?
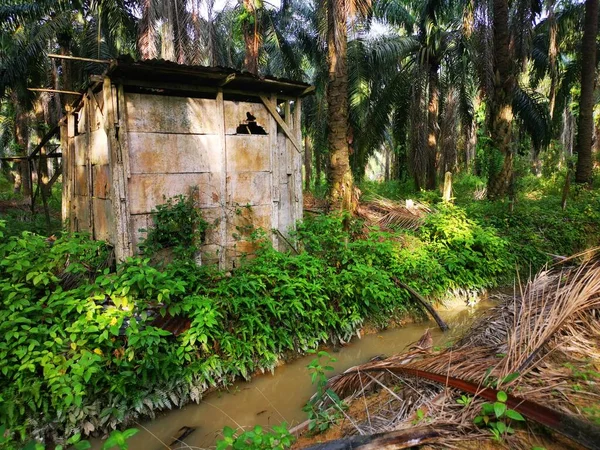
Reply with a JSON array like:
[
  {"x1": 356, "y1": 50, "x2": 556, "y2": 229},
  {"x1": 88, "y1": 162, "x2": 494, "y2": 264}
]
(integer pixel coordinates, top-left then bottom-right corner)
[{"x1": 0, "y1": 0, "x2": 598, "y2": 209}]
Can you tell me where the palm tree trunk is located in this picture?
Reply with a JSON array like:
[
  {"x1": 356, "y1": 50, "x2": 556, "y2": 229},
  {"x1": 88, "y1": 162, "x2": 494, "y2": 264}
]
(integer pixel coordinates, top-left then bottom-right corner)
[
  {"x1": 138, "y1": 0, "x2": 157, "y2": 59},
  {"x1": 547, "y1": 0, "x2": 558, "y2": 120},
  {"x1": 243, "y1": 0, "x2": 260, "y2": 75},
  {"x1": 426, "y1": 63, "x2": 440, "y2": 190},
  {"x1": 171, "y1": 0, "x2": 188, "y2": 64},
  {"x1": 14, "y1": 100, "x2": 31, "y2": 197},
  {"x1": 327, "y1": 0, "x2": 356, "y2": 212},
  {"x1": 487, "y1": 0, "x2": 515, "y2": 200},
  {"x1": 574, "y1": 0, "x2": 598, "y2": 184},
  {"x1": 304, "y1": 135, "x2": 312, "y2": 191}
]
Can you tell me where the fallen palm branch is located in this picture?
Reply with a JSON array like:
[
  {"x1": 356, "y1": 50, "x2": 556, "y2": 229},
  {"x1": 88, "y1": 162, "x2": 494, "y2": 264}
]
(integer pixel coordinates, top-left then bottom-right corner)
[
  {"x1": 303, "y1": 424, "x2": 453, "y2": 450},
  {"x1": 302, "y1": 255, "x2": 600, "y2": 449},
  {"x1": 391, "y1": 277, "x2": 449, "y2": 331},
  {"x1": 356, "y1": 197, "x2": 432, "y2": 230},
  {"x1": 335, "y1": 365, "x2": 600, "y2": 450}
]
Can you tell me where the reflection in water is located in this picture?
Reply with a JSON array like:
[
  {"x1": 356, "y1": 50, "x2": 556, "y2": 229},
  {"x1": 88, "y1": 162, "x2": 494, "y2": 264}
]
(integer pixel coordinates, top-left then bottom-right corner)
[{"x1": 96, "y1": 303, "x2": 489, "y2": 449}]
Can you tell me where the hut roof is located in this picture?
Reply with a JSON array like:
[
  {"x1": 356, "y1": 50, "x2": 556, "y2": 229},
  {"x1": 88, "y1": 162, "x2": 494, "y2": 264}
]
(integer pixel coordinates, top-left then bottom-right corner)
[{"x1": 105, "y1": 57, "x2": 313, "y2": 98}]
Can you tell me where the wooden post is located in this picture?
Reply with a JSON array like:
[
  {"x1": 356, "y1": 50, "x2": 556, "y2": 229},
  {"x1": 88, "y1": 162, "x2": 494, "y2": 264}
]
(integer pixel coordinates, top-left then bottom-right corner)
[
  {"x1": 268, "y1": 94, "x2": 280, "y2": 250},
  {"x1": 103, "y1": 77, "x2": 132, "y2": 262},
  {"x1": 442, "y1": 171, "x2": 452, "y2": 203},
  {"x1": 60, "y1": 118, "x2": 70, "y2": 226},
  {"x1": 293, "y1": 98, "x2": 303, "y2": 222},
  {"x1": 216, "y1": 89, "x2": 228, "y2": 269}
]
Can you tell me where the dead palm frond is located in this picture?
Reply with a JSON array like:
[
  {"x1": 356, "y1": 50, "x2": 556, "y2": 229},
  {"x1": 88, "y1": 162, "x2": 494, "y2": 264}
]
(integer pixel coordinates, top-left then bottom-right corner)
[
  {"x1": 357, "y1": 196, "x2": 432, "y2": 230},
  {"x1": 310, "y1": 255, "x2": 600, "y2": 448}
]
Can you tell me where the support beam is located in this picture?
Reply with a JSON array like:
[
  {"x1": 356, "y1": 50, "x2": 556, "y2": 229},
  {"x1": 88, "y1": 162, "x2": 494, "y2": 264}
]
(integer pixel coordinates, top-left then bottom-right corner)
[
  {"x1": 29, "y1": 125, "x2": 60, "y2": 159},
  {"x1": 259, "y1": 95, "x2": 302, "y2": 153}
]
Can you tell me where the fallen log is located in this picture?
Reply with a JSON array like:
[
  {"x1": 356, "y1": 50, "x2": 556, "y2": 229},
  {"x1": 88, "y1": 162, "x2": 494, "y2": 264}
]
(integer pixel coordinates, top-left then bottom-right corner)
[
  {"x1": 303, "y1": 425, "x2": 451, "y2": 450},
  {"x1": 392, "y1": 277, "x2": 449, "y2": 331}
]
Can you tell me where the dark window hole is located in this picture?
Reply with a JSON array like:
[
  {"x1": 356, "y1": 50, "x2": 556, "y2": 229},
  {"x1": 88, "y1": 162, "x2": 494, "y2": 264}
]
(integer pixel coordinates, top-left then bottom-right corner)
[{"x1": 236, "y1": 111, "x2": 267, "y2": 135}]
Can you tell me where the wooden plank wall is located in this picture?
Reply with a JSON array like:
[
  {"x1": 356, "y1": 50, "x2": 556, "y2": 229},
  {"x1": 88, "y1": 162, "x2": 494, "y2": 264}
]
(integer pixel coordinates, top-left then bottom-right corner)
[
  {"x1": 65, "y1": 89, "x2": 113, "y2": 242},
  {"x1": 123, "y1": 91, "x2": 303, "y2": 269}
]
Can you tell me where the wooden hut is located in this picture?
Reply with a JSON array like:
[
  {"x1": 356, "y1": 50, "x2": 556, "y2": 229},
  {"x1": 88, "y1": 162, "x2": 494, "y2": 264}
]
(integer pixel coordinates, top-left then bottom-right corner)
[{"x1": 61, "y1": 58, "x2": 312, "y2": 268}]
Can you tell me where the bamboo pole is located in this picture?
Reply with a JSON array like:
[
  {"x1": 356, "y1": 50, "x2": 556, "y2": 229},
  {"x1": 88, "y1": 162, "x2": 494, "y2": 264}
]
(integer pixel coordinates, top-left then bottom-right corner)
[
  {"x1": 28, "y1": 88, "x2": 82, "y2": 95},
  {"x1": 47, "y1": 53, "x2": 111, "y2": 64}
]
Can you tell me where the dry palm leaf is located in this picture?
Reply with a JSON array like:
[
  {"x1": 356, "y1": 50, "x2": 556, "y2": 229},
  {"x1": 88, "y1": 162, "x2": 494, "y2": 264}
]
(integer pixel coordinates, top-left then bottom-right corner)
[
  {"x1": 357, "y1": 196, "x2": 432, "y2": 230},
  {"x1": 312, "y1": 256, "x2": 600, "y2": 449}
]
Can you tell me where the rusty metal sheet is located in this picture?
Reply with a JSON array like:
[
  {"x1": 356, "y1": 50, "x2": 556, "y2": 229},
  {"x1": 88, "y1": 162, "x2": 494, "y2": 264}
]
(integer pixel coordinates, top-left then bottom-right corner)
[
  {"x1": 225, "y1": 136, "x2": 270, "y2": 172},
  {"x1": 128, "y1": 172, "x2": 221, "y2": 215},
  {"x1": 89, "y1": 100, "x2": 103, "y2": 132},
  {"x1": 92, "y1": 165, "x2": 111, "y2": 199},
  {"x1": 74, "y1": 165, "x2": 89, "y2": 196},
  {"x1": 227, "y1": 172, "x2": 271, "y2": 206},
  {"x1": 125, "y1": 93, "x2": 219, "y2": 134},
  {"x1": 226, "y1": 241, "x2": 259, "y2": 265},
  {"x1": 92, "y1": 198, "x2": 112, "y2": 242},
  {"x1": 224, "y1": 101, "x2": 269, "y2": 135},
  {"x1": 73, "y1": 135, "x2": 87, "y2": 166},
  {"x1": 128, "y1": 132, "x2": 221, "y2": 174},
  {"x1": 90, "y1": 130, "x2": 109, "y2": 165},
  {"x1": 278, "y1": 193, "x2": 294, "y2": 236}
]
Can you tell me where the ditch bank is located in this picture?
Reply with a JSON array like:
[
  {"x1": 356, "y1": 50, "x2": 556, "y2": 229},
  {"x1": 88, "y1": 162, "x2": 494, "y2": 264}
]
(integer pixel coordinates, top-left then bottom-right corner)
[{"x1": 99, "y1": 302, "x2": 491, "y2": 449}]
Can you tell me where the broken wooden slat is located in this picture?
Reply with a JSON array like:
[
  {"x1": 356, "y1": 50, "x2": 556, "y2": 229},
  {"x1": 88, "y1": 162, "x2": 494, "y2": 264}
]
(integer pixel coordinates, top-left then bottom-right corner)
[{"x1": 259, "y1": 95, "x2": 302, "y2": 153}]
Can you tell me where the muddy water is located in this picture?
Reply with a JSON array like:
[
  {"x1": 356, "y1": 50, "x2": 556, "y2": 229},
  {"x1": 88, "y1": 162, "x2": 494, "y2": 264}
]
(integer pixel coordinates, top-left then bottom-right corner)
[{"x1": 111, "y1": 304, "x2": 490, "y2": 449}]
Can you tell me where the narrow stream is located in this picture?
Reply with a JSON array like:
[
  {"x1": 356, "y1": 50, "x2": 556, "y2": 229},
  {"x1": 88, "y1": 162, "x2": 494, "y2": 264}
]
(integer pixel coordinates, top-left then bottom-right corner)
[{"x1": 101, "y1": 303, "x2": 490, "y2": 449}]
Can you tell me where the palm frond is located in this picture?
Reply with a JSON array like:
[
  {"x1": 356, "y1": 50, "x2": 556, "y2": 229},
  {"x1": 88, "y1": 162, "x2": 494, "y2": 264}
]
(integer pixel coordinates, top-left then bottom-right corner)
[{"x1": 512, "y1": 85, "x2": 551, "y2": 152}]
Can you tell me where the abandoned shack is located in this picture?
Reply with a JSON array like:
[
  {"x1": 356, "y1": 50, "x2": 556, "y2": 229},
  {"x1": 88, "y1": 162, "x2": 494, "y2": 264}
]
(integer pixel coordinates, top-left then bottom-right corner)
[{"x1": 61, "y1": 58, "x2": 312, "y2": 268}]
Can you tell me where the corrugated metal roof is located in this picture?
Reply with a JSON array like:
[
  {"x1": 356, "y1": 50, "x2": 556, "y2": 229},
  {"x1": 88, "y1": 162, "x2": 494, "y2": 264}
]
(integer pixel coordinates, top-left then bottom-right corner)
[{"x1": 106, "y1": 56, "x2": 313, "y2": 98}]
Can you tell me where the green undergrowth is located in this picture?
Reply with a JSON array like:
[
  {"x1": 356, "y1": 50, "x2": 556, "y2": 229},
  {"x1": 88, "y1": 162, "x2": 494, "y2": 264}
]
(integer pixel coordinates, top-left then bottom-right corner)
[
  {"x1": 0, "y1": 203, "x2": 517, "y2": 447},
  {"x1": 360, "y1": 172, "x2": 600, "y2": 273}
]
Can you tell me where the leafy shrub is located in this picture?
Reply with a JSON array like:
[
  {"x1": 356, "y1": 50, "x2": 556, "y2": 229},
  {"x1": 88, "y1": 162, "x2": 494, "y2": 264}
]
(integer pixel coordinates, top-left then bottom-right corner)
[
  {"x1": 140, "y1": 194, "x2": 208, "y2": 260},
  {"x1": 2, "y1": 186, "x2": 594, "y2": 447}
]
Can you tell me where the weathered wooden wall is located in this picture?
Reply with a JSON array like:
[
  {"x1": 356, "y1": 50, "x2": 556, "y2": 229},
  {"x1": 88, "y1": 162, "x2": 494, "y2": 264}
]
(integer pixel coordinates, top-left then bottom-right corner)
[
  {"x1": 123, "y1": 91, "x2": 303, "y2": 269},
  {"x1": 63, "y1": 89, "x2": 113, "y2": 243},
  {"x1": 65, "y1": 81, "x2": 304, "y2": 269}
]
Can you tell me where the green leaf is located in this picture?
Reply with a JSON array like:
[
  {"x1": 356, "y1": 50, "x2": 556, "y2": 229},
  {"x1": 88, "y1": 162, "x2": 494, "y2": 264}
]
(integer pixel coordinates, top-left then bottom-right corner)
[
  {"x1": 495, "y1": 421, "x2": 506, "y2": 434},
  {"x1": 505, "y1": 409, "x2": 525, "y2": 421},
  {"x1": 494, "y1": 402, "x2": 506, "y2": 418},
  {"x1": 496, "y1": 391, "x2": 508, "y2": 402},
  {"x1": 122, "y1": 429, "x2": 138, "y2": 439},
  {"x1": 501, "y1": 372, "x2": 520, "y2": 385}
]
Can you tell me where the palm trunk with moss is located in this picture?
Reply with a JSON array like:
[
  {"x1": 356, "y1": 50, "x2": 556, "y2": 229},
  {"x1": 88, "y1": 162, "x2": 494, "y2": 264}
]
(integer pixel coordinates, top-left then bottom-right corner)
[
  {"x1": 487, "y1": 0, "x2": 515, "y2": 200},
  {"x1": 327, "y1": 0, "x2": 356, "y2": 212},
  {"x1": 304, "y1": 135, "x2": 312, "y2": 191},
  {"x1": 426, "y1": 63, "x2": 440, "y2": 190},
  {"x1": 14, "y1": 98, "x2": 31, "y2": 196},
  {"x1": 574, "y1": 0, "x2": 598, "y2": 184},
  {"x1": 547, "y1": 0, "x2": 558, "y2": 120},
  {"x1": 243, "y1": 0, "x2": 260, "y2": 75}
]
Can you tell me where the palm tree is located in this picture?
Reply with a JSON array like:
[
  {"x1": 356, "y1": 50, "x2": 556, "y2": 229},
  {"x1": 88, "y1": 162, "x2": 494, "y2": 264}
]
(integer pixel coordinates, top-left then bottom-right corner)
[
  {"x1": 326, "y1": 0, "x2": 352, "y2": 210},
  {"x1": 486, "y1": 0, "x2": 516, "y2": 199},
  {"x1": 0, "y1": 0, "x2": 137, "y2": 196},
  {"x1": 352, "y1": 0, "x2": 475, "y2": 190},
  {"x1": 322, "y1": 0, "x2": 371, "y2": 212},
  {"x1": 325, "y1": 0, "x2": 371, "y2": 211},
  {"x1": 574, "y1": 0, "x2": 598, "y2": 184},
  {"x1": 241, "y1": 0, "x2": 262, "y2": 74}
]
